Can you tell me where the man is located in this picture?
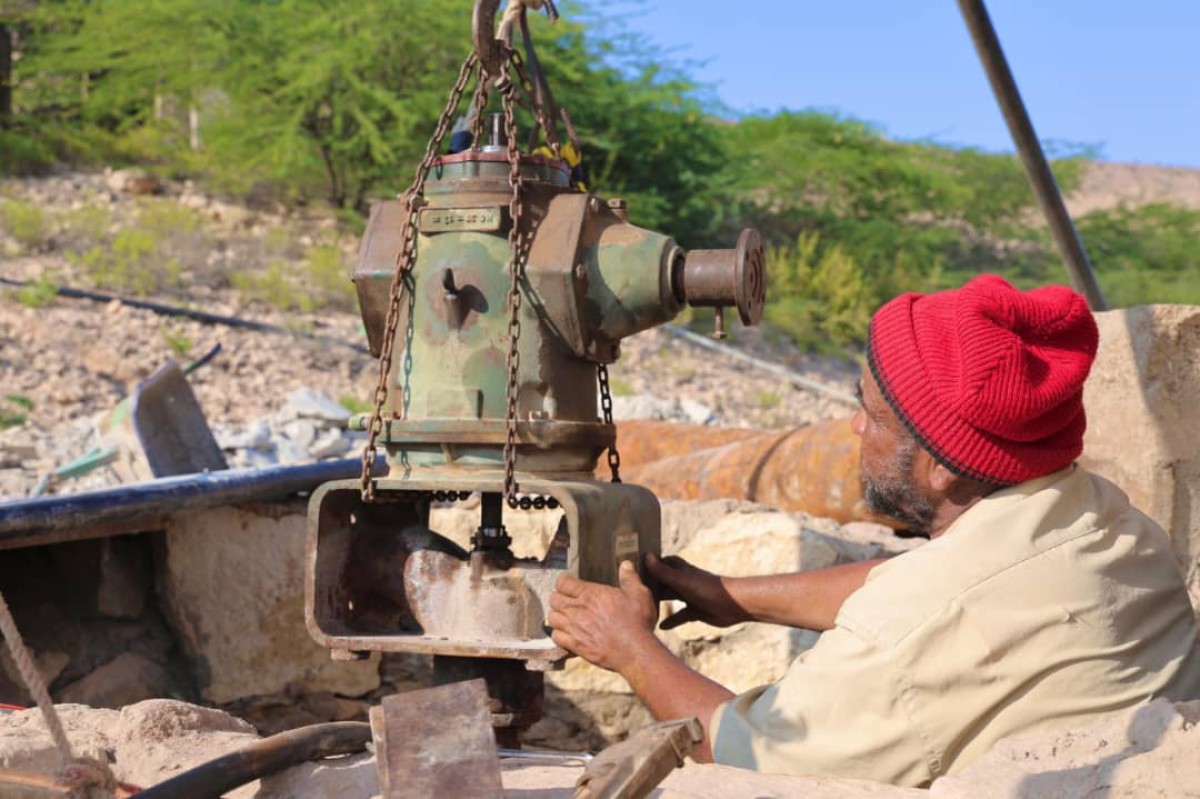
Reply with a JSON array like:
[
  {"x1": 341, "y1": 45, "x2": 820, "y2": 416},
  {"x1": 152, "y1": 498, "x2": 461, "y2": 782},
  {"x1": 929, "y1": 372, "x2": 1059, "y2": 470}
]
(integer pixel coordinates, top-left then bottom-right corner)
[{"x1": 546, "y1": 274, "x2": 1200, "y2": 787}]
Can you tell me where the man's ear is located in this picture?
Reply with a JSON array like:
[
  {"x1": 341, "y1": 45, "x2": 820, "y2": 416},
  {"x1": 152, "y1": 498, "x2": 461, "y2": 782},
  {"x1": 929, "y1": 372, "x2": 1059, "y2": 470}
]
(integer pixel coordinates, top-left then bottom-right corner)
[{"x1": 922, "y1": 452, "x2": 957, "y2": 494}]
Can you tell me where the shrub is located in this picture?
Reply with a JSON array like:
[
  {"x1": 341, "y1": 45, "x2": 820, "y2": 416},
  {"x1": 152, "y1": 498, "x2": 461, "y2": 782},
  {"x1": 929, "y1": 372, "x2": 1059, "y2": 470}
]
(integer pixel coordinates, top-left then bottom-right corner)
[
  {"x1": 305, "y1": 244, "x2": 356, "y2": 312},
  {"x1": 230, "y1": 260, "x2": 308, "y2": 311},
  {"x1": 69, "y1": 228, "x2": 183, "y2": 296},
  {"x1": 0, "y1": 395, "x2": 34, "y2": 430},
  {"x1": 16, "y1": 278, "x2": 58, "y2": 309},
  {"x1": 160, "y1": 326, "x2": 193, "y2": 358},
  {"x1": 0, "y1": 200, "x2": 50, "y2": 251}
]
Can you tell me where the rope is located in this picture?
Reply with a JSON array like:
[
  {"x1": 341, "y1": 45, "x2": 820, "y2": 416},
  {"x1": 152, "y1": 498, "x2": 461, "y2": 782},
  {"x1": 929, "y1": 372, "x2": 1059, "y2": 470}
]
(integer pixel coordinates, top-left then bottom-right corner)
[
  {"x1": 0, "y1": 587, "x2": 121, "y2": 794},
  {"x1": 0, "y1": 587, "x2": 73, "y2": 765}
]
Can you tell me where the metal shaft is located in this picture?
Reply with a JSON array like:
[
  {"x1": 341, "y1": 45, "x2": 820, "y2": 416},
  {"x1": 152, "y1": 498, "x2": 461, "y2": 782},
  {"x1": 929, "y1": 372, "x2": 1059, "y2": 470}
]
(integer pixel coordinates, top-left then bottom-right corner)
[{"x1": 957, "y1": 0, "x2": 1107, "y2": 311}]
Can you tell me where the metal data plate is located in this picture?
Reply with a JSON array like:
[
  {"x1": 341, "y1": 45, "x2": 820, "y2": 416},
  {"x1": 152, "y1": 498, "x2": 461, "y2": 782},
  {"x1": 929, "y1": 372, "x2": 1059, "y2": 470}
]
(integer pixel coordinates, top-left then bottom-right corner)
[{"x1": 419, "y1": 206, "x2": 503, "y2": 233}]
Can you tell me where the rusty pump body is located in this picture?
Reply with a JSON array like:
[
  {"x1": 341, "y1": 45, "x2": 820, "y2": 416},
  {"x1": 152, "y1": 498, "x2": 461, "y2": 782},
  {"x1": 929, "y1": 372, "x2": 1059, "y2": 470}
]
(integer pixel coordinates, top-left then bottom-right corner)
[{"x1": 304, "y1": 0, "x2": 765, "y2": 746}]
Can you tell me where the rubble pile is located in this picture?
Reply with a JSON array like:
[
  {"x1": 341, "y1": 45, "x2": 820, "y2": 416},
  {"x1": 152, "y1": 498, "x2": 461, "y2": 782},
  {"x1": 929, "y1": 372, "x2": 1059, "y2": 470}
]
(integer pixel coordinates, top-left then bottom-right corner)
[{"x1": 3, "y1": 695, "x2": 1198, "y2": 798}]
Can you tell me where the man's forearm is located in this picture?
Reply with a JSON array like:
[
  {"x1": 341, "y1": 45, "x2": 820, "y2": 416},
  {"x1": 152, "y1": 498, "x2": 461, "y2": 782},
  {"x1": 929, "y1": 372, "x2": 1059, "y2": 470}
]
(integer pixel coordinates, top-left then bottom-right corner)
[
  {"x1": 724, "y1": 559, "x2": 882, "y2": 631},
  {"x1": 618, "y1": 636, "x2": 734, "y2": 762}
]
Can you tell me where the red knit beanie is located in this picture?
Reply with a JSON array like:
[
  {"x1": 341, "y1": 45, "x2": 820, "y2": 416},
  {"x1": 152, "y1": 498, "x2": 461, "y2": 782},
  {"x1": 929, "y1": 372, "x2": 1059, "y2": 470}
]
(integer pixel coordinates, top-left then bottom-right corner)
[{"x1": 867, "y1": 274, "x2": 1099, "y2": 485}]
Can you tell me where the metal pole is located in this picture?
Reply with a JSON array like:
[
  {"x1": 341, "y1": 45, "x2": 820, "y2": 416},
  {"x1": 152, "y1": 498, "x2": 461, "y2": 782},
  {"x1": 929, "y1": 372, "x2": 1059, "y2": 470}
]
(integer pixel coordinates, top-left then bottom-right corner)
[{"x1": 956, "y1": 0, "x2": 1108, "y2": 311}]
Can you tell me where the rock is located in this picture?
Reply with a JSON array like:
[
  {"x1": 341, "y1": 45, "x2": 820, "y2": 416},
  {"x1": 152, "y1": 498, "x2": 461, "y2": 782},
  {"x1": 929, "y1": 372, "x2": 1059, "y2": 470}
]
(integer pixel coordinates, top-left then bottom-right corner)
[
  {"x1": 0, "y1": 704, "x2": 120, "y2": 775},
  {"x1": 0, "y1": 648, "x2": 70, "y2": 706},
  {"x1": 158, "y1": 502, "x2": 380, "y2": 704},
  {"x1": 611, "y1": 393, "x2": 715, "y2": 425},
  {"x1": 672, "y1": 505, "x2": 844, "y2": 577},
  {"x1": 1082, "y1": 305, "x2": 1200, "y2": 611},
  {"x1": 274, "y1": 435, "x2": 311, "y2": 465},
  {"x1": 503, "y1": 761, "x2": 925, "y2": 798},
  {"x1": 930, "y1": 699, "x2": 1200, "y2": 798},
  {"x1": 280, "y1": 388, "x2": 352, "y2": 424},
  {"x1": 278, "y1": 418, "x2": 317, "y2": 451},
  {"x1": 257, "y1": 752, "x2": 379, "y2": 799},
  {"x1": 96, "y1": 536, "x2": 151, "y2": 619},
  {"x1": 215, "y1": 419, "x2": 273, "y2": 452},
  {"x1": 104, "y1": 168, "x2": 162, "y2": 196},
  {"x1": 58, "y1": 652, "x2": 176, "y2": 708},
  {"x1": 308, "y1": 428, "x2": 353, "y2": 460},
  {"x1": 113, "y1": 700, "x2": 260, "y2": 793},
  {"x1": 680, "y1": 398, "x2": 717, "y2": 425}
]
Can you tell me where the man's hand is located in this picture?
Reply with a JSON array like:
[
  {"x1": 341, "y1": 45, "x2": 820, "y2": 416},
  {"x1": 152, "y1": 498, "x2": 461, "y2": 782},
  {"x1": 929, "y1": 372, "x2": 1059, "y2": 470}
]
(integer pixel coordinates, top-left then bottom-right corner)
[
  {"x1": 547, "y1": 561, "x2": 660, "y2": 674},
  {"x1": 646, "y1": 553, "x2": 750, "y2": 630}
]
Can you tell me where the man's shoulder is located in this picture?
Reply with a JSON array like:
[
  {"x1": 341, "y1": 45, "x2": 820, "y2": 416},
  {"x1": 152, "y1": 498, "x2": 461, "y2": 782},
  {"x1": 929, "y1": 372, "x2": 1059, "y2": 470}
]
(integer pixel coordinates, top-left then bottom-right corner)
[{"x1": 836, "y1": 465, "x2": 1169, "y2": 644}]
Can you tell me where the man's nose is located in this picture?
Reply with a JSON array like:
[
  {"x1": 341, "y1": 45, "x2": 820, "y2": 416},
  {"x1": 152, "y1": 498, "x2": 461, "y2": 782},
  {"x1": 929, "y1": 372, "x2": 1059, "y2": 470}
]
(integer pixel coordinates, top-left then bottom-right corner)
[{"x1": 851, "y1": 410, "x2": 866, "y2": 436}]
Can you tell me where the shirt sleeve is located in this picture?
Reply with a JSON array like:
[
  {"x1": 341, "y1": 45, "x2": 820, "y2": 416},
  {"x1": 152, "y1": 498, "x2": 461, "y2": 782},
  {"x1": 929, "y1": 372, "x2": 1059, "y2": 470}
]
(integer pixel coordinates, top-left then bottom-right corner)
[{"x1": 710, "y1": 622, "x2": 935, "y2": 788}]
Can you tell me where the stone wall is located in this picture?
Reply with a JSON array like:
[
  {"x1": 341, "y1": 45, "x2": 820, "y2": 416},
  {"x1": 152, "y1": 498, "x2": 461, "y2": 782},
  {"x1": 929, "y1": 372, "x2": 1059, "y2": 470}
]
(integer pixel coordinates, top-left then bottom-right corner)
[
  {"x1": 1082, "y1": 305, "x2": 1200, "y2": 611},
  {"x1": 159, "y1": 501, "x2": 381, "y2": 705}
]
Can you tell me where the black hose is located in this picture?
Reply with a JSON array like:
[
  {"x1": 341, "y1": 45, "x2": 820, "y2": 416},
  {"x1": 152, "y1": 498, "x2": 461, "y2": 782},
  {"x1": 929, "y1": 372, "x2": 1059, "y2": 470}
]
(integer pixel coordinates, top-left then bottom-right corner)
[
  {"x1": 135, "y1": 721, "x2": 372, "y2": 799},
  {"x1": 0, "y1": 277, "x2": 371, "y2": 354}
]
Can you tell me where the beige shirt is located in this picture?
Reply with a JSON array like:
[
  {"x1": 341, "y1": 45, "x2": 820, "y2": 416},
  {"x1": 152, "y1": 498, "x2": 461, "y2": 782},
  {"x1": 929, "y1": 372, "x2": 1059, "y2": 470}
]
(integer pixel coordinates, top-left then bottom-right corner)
[{"x1": 711, "y1": 465, "x2": 1200, "y2": 787}]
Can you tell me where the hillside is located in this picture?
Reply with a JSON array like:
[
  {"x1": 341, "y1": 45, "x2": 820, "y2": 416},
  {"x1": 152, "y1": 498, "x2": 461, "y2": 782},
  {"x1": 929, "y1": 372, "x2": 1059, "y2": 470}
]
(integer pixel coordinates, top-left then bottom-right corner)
[{"x1": 1, "y1": 159, "x2": 1197, "y2": 499}]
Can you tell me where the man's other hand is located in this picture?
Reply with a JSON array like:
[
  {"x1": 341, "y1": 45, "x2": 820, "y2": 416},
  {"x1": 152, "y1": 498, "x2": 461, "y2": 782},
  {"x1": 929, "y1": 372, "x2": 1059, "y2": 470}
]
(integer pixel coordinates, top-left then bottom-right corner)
[
  {"x1": 547, "y1": 561, "x2": 659, "y2": 674},
  {"x1": 646, "y1": 553, "x2": 750, "y2": 630}
]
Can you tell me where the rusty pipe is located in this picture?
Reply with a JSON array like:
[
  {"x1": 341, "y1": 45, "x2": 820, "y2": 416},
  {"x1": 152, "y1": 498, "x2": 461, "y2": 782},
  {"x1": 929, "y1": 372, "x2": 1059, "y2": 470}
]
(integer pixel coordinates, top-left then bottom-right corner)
[
  {"x1": 674, "y1": 229, "x2": 766, "y2": 326},
  {"x1": 611, "y1": 419, "x2": 887, "y2": 525}
]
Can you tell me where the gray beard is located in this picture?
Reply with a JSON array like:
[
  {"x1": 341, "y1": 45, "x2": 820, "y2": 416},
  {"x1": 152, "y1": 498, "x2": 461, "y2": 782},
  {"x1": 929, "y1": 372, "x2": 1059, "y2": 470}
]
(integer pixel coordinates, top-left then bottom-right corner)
[{"x1": 862, "y1": 439, "x2": 936, "y2": 536}]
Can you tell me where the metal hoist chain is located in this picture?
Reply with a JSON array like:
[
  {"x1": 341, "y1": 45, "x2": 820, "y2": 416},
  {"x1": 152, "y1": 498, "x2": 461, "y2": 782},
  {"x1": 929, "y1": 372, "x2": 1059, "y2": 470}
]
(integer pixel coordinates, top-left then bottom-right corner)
[
  {"x1": 498, "y1": 50, "x2": 527, "y2": 509},
  {"x1": 360, "y1": 53, "x2": 479, "y2": 502},
  {"x1": 597, "y1": 363, "x2": 622, "y2": 483},
  {"x1": 508, "y1": 48, "x2": 561, "y2": 160}
]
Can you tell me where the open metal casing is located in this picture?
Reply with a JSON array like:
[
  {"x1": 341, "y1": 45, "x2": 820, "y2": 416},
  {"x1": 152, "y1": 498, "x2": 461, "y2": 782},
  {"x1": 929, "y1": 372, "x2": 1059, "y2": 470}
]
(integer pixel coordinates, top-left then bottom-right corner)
[{"x1": 306, "y1": 473, "x2": 660, "y2": 669}]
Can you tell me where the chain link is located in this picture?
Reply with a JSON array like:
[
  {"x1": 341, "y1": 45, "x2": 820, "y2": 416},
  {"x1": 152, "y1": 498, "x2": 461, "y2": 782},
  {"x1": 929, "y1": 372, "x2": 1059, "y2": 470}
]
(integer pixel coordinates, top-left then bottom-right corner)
[
  {"x1": 508, "y1": 48, "x2": 562, "y2": 159},
  {"x1": 499, "y1": 50, "x2": 527, "y2": 509},
  {"x1": 360, "y1": 53, "x2": 479, "y2": 502},
  {"x1": 469, "y1": 62, "x2": 492, "y2": 148},
  {"x1": 597, "y1": 363, "x2": 622, "y2": 483}
]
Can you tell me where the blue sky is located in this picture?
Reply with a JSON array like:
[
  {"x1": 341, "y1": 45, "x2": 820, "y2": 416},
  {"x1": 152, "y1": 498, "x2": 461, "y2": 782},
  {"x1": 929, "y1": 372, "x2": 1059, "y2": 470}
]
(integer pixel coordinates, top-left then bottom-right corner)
[{"x1": 577, "y1": 1, "x2": 1200, "y2": 168}]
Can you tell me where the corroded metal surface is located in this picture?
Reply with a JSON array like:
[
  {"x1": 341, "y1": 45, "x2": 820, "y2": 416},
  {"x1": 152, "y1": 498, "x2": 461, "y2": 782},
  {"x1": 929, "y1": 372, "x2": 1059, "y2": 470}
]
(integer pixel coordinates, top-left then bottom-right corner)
[
  {"x1": 608, "y1": 421, "x2": 767, "y2": 467},
  {"x1": 405, "y1": 549, "x2": 561, "y2": 642},
  {"x1": 372, "y1": 679, "x2": 503, "y2": 798},
  {"x1": 306, "y1": 473, "x2": 660, "y2": 665},
  {"x1": 351, "y1": 155, "x2": 765, "y2": 469},
  {"x1": 573, "y1": 717, "x2": 704, "y2": 799},
  {"x1": 318, "y1": 2, "x2": 771, "y2": 743},
  {"x1": 676, "y1": 228, "x2": 766, "y2": 327},
  {"x1": 613, "y1": 419, "x2": 886, "y2": 525},
  {"x1": 434, "y1": 658, "x2": 544, "y2": 748}
]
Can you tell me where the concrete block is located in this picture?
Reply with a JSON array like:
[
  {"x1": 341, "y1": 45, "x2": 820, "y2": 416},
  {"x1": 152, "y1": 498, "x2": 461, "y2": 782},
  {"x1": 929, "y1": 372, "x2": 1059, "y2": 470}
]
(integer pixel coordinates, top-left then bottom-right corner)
[
  {"x1": 1082, "y1": 305, "x2": 1200, "y2": 610},
  {"x1": 159, "y1": 501, "x2": 380, "y2": 704}
]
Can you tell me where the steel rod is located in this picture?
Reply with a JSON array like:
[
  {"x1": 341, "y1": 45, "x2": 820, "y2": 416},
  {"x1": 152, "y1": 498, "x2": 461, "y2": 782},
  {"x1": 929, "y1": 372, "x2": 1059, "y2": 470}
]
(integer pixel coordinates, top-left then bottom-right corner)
[{"x1": 956, "y1": 0, "x2": 1107, "y2": 311}]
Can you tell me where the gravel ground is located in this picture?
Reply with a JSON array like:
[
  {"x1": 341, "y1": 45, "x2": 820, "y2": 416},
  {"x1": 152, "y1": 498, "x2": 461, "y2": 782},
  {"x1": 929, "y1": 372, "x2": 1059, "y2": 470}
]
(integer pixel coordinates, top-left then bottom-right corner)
[
  {"x1": 8, "y1": 155, "x2": 1190, "y2": 500},
  {"x1": 0, "y1": 170, "x2": 860, "y2": 499}
]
